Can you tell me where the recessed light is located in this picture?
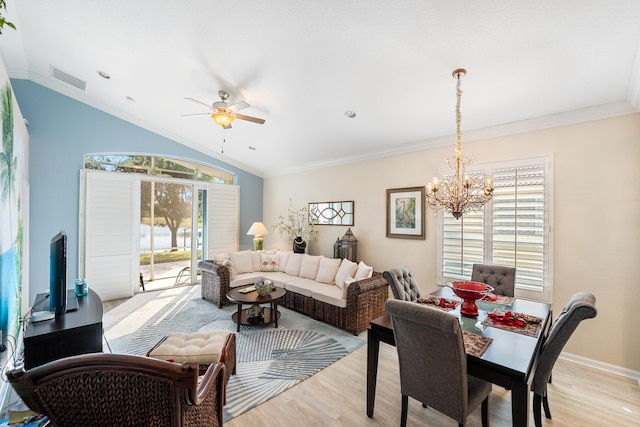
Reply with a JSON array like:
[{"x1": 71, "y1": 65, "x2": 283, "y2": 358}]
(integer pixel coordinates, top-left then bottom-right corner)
[
  {"x1": 248, "y1": 146, "x2": 256, "y2": 151},
  {"x1": 97, "y1": 70, "x2": 110, "y2": 79},
  {"x1": 344, "y1": 110, "x2": 356, "y2": 118}
]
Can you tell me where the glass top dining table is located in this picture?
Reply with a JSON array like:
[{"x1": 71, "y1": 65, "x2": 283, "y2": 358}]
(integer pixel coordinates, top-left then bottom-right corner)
[{"x1": 366, "y1": 286, "x2": 552, "y2": 427}]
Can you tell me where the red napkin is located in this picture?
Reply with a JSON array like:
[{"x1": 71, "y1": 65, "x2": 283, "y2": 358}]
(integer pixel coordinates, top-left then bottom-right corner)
[
  {"x1": 482, "y1": 293, "x2": 498, "y2": 302},
  {"x1": 488, "y1": 310, "x2": 540, "y2": 328},
  {"x1": 416, "y1": 295, "x2": 458, "y2": 309}
]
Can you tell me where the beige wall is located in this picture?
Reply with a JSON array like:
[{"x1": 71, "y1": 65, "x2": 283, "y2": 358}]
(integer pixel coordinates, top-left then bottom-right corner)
[{"x1": 263, "y1": 113, "x2": 640, "y2": 372}]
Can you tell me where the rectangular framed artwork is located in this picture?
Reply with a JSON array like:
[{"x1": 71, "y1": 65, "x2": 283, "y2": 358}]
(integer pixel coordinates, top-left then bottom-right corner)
[{"x1": 386, "y1": 186, "x2": 425, "y2": 239}]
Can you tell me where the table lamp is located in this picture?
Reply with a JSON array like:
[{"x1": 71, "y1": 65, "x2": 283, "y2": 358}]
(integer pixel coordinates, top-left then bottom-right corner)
[{"x1": 247, "y1": 222, "x2": 269, "y2": 250}]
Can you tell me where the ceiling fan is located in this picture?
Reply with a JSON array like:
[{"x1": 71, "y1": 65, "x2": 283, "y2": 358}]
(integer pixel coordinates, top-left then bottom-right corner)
[{"x1": 182, "y1": 90, "x2": 265, "y2": 129}]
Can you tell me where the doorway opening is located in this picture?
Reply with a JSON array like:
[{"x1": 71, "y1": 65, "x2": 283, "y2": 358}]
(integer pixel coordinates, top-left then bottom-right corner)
[{"x1": 139, "y1": 180, "x2": 204, "y2": 292}]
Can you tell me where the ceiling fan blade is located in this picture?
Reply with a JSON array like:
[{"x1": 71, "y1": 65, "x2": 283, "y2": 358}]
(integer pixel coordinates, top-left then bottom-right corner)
[
  {"x1": 184, "y1": 97, "x2": 212, "y2": 109},
  {"x1": 228, "y1": 101, "x2": 250, "y2": 112},
  {"x1": 236, "y1": 113, "x2": 265, "y2": 124},
  {"x1": 180, "y1": 112, "x2": 211, "y2": 117}
]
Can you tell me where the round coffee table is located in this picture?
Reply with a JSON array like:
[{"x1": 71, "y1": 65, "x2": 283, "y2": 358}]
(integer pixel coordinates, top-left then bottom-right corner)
[{"x1": 226, "y1": 286, "x2": 286, "y2": 332}]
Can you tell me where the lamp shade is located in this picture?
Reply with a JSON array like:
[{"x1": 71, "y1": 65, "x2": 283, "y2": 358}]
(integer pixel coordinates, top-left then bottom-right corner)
[
  {"x1": 211, "y1": 112, "x2": 235, "y2": 127},
  {"x1": 246, "y1": 222, "x2": 269, "y2": 236}
]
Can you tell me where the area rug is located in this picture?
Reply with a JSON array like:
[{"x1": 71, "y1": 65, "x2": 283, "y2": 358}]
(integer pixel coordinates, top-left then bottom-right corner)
[{"x1": 102, "y1": 285, "x2": 365, "y2": 422}]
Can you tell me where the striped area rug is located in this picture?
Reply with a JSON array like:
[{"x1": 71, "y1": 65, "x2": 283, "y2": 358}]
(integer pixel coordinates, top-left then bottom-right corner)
[{"x1": 103, "y1": 285, "x2": 364, "y2": 422}]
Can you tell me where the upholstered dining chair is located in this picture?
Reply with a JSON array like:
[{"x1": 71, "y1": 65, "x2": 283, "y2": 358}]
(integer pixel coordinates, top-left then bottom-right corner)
[
  {"x1": 383, "y1": 267, "x2": 422, "y2": 301},
  {"x1": 471, "y1": 264, "x2": 516, "y2": 297},
  {"x1": 385, "y1": 299, "x2": 491, "y2": 427},
  {"x1": 7, "y1": 353, "x2": 226, "y2": 427},
  {"x1": 531, "y1": 292, "x2": 597, "y2": 427}
]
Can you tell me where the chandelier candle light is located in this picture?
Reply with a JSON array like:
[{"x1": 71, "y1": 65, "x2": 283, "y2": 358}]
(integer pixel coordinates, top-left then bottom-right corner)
[{"x1": 426, "y1": 69, "x2": 493, "y2": 219}]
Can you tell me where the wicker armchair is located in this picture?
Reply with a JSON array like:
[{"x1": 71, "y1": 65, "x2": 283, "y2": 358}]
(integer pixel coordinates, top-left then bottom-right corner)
[{"x1": 7, "y1": 353, "x2": 225, "y2": 427}]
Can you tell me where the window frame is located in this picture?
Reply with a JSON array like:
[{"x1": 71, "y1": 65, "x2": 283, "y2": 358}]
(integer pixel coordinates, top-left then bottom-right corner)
[{"x1": 436, "y1": 154, "x2": 554, "y2": 303}]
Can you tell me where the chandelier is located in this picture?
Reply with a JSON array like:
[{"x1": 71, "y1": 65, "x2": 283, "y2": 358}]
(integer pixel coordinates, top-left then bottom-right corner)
[{"x1": 426, "y1": 69, "x2": 493, "y2": 219}]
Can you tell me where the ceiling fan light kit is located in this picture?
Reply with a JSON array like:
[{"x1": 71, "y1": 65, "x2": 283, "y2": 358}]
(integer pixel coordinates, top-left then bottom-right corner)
[{"x1": 182, "y1": 90, "x2": 265, "y2": 131}]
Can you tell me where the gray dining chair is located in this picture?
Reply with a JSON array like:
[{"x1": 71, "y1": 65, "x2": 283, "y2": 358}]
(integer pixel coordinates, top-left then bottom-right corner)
[
  {"x1": 383, "y1": 267, "x2": 422, "y2": 301},
  {"x1": 385, "y1": 299, "x2": 491, "y2": 427},
  {"x1": 471, "y1": 264, "x2": 516, "y2": 297},
  {"x1": 531, "y1": 292, "x2": 597, "y2": 427}
]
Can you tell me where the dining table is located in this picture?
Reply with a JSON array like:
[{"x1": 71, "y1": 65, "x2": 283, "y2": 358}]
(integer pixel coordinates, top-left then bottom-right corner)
[{"x1": 366, "y1": 286, "x2": 552, "y2": 427}]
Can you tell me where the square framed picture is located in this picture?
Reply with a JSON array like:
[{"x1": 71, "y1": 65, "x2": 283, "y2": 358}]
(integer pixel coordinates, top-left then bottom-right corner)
[{"x1": 386, "y1": 187, "x2": 426, "y2": 239}]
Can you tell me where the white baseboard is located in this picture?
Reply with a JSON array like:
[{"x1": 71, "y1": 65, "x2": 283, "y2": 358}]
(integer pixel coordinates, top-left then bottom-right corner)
[{"x1": 560, "y1": 352, "x2": 640, "y2": 385}]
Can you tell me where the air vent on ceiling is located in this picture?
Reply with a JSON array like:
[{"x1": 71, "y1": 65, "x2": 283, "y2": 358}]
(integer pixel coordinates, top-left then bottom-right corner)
[{"x1": 51, "y1": 66, "x2": 87, "y2": 91}]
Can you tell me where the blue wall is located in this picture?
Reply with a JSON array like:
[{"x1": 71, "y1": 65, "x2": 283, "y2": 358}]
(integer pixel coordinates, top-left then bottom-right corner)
[{"x1": 10, "y1": 80, "x2": 263, "y2": 303}]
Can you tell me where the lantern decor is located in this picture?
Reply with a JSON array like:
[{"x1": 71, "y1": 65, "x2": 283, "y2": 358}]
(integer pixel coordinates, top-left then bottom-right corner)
[{"x1": 339, "y1": 228, "x2": 358, "y2": 263}]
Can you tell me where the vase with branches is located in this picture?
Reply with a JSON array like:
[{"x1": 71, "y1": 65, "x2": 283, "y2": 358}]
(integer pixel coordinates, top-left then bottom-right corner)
[{"x1": 272, "y1": 201, "x2": 318, "y2": 252}]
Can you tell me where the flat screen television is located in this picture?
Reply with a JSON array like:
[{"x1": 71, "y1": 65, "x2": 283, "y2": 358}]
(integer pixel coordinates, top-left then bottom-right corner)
[{"x1": 49, "y1": 231, "x2": 67, "y2": 314}]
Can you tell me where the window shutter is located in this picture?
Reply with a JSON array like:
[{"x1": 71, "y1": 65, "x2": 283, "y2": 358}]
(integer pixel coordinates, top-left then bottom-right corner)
[
  {"x1": 206, "y1": 182, "x2": 239, "y2": 256},
  {"x1": 491, "y1": 164, "x2": 546, "y2": 292},
  {"x1": 442, "y1": 209, "x2": 484, "y2": 280}
]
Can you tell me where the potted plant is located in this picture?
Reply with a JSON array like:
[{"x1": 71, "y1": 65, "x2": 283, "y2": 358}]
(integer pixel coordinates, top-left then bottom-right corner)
[{"x1": 272, "y1": 201, "x2": 318, "y2": 253}]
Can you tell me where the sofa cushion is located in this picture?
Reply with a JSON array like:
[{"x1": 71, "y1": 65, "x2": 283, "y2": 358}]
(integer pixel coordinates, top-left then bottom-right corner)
[
  {"x1": 251, "y1": 251, "x2": 263, "y2": 272},
  {"x1": 260, "y1": 272, "x2": 290, "y2": 288},
  {"x1": 315, "y1": 257, "x2": 341, "y2": 284},
  {"x1": 312, "y1": 285, "x2": 347, "y2": 308},
  {"x1": 277, "y1": 250, "x2": 292, "y2": 272},
  {"x1": 342, "y1": 275, "x2": 357, "y2": 299},
  {"x1": 354, "y1": 261, "x2": 374, "y2": 280},
  {"x1": 230, "y1": 251, "x2": 254, "y2": 274},
  {"x1": 260, "y1": 254, "x2": 280, "y2": 272},
  {"x1": 334, "y1": 258, "x2": 358, "y2": 290},
  {"x1": 284, "y1": 253, "x2": 303, "y2": 276},
  {"x1": 300, "y1": 254, "x2": 322, "y2": 279},
  {"x1": 230, "y1": 272, "x2": 262, "y2": 288},
  {"x1": 285, "y1": 277, "x2": 326, "y2": 297}
]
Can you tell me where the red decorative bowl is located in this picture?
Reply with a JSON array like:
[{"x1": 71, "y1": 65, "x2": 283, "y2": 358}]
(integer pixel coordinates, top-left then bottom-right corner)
[{"x1": 447, "y1": 281, "x2": 494, "y2": 317}]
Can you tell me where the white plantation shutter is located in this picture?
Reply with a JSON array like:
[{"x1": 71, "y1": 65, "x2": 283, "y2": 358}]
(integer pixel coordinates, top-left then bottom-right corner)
[
  {"x1": 206, "y1": 182, "x2": 239, "y2": 255},
  {"x1": 491, "y1": 165, "x2": 546, "y2": 292},
  {"x1": 442, "y1": 210, "x2": 484, "y2": 280},
  {"x1": 80, "y1": 170, "x2": 138, "y2": 301},
  {"x1": 438, "y1": 156, "x2": 553, "y2": 302}
]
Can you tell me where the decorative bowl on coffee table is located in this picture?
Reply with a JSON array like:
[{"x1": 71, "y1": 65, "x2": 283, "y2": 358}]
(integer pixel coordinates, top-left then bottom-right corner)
[
  {"x1": 255, "y1": 280, "x2": 274, "y2": 296},
  {"x1": 447, "y1": 281, "x2": 494, "y2": 317}
]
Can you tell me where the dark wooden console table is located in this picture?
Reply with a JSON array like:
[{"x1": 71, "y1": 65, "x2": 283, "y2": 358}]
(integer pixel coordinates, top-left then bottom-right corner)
[{"x1": 24, "y1": 288, "x2": 104, "y2": 369}]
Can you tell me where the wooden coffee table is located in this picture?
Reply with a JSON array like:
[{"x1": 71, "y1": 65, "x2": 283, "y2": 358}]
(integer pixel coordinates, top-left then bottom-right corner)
[{"x1": 226, "y1": 286, "x2": 286, "y2": 332}]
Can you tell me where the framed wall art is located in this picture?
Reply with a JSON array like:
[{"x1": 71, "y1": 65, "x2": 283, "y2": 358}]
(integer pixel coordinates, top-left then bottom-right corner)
[{"x1": 386, "y1": 187, "x2": 425, "y2": 239}]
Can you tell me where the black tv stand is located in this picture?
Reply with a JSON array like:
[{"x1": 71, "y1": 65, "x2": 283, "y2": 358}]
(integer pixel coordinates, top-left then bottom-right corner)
[{"x1": 24, "y1": 288, "x2": 103, "y2": 369}]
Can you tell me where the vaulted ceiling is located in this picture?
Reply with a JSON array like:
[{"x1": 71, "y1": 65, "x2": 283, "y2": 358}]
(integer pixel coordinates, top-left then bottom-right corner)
[{"x1": 1, "y1": 0, "x2": 639, "y2": 177}]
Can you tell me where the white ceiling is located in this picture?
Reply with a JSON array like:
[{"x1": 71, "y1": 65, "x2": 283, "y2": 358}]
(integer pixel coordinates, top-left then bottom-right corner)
[{"x1": 1, "y1": 0, "x2": 639, "y2": 177}]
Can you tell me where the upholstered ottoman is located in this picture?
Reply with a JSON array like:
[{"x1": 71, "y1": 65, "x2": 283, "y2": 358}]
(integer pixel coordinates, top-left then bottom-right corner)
[{"x1": 146, "y1": 331, "x2": 236, "y2": 403}]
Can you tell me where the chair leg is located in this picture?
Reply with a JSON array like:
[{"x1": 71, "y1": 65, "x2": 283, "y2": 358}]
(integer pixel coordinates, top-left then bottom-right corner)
[
  {"x1": 401, "y1": 395, "x2": 408, "y2": 427},
  {"x1": 542, "y1": 393, "x2": 552, "y2": 419},
  {"x1": 533, "y1": 394, "x2": 543, "y2": 427},
  {"x1": 481, "y1": 396, "x2": 489, "y2": 427}
]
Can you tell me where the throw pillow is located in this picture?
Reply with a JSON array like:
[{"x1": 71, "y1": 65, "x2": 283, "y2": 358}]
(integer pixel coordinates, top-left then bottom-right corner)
[
  {"x1": 260, "y1": 254, "x2": 279, "y2": 272},
  {"x1": 251, "y1": 251, "x2": 263, "y2": 272},
  {"x1": 299, "y1": 255, "x2": 322, "y2": 279},
  {"x1": 230, "y1": 251, "x2": 254, "y2": 275},
  {"x1": 334, "y1": 258, "x2": 358, "y2": 290},
  {"x1": 222, "y1": 257, "x2": 235, "y2": 280},
  {"x1": 277, "y1": 250, "x2": 292, "y2": 272},
  {"x1": 284, "y1": 253, "x2": 303, "y2": 276},
  {"x1": 354, "y1": 261, "x2": 374, "y2": 280},
  {"x1": 315, "y1": 257, "x2": 342, "y2": 284},
  {"x1": 342, "y1": 275, "x2": 357, "y2": 299}
]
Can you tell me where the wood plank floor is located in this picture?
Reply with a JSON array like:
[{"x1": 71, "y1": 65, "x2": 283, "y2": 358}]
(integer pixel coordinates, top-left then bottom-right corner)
[
  {"x1": 226, "y1": 339, "x2": 639, "y2": 427},
  {"x1": 103, "y1": 296, "x2": 639, "y2": 426}
]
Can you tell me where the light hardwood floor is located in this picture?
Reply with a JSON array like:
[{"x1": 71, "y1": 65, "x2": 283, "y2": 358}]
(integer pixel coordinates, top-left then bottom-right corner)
[
  {"x1": 226, "y1": 337, "x2": 639, "y2": 427},
  {"x1": 103, "y1": 296, "x2": 639, "y2": 426}
]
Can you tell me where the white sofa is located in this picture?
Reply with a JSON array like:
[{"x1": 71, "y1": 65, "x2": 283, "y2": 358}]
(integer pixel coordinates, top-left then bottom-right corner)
[{"x1": 198, "y1": 250, "x2": 389, "y2": 334}]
